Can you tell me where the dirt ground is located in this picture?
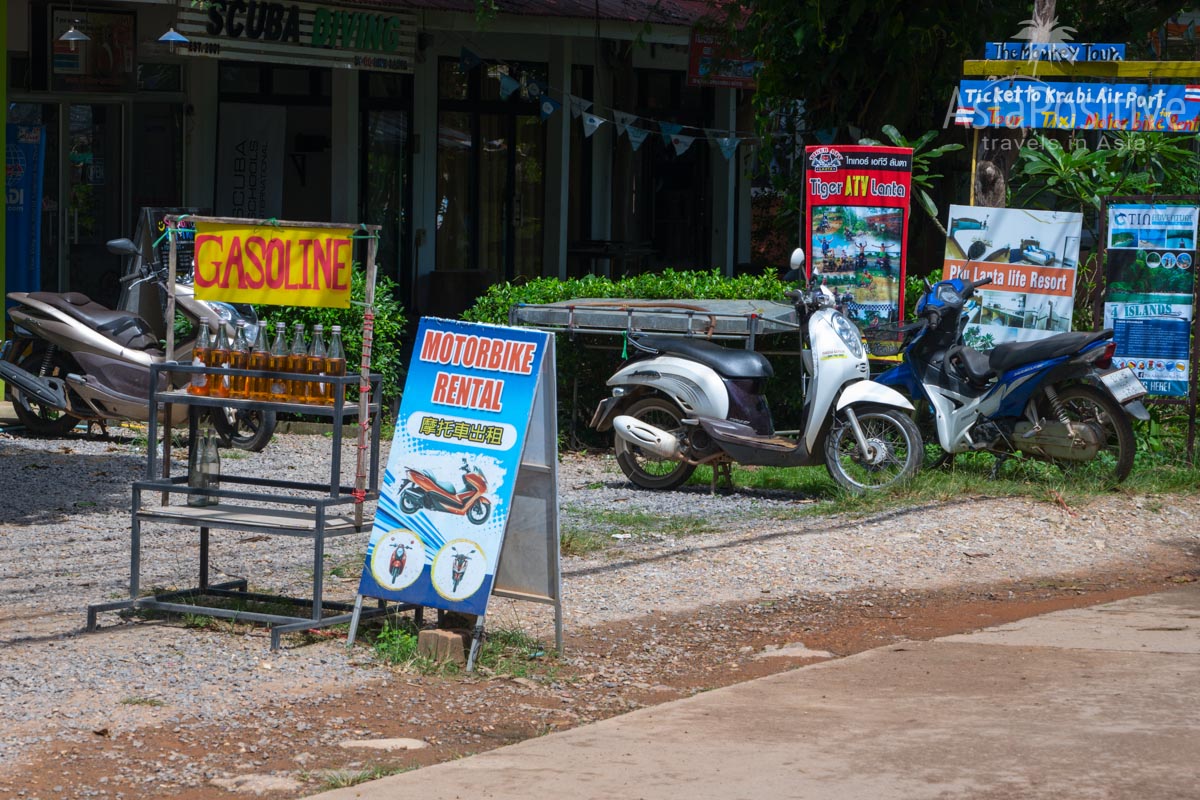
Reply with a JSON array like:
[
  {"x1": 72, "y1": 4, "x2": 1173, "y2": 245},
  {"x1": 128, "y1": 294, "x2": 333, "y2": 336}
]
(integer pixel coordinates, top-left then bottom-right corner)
[{"x1": 8, "y1": 558, "x2": 1196, "y2": 800}]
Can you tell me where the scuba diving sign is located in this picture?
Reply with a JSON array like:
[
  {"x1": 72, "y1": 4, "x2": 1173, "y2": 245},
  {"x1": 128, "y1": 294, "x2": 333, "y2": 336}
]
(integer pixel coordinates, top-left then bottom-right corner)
[{"x1": 355, "y1": 318, "x2": 555, "y2": 617}]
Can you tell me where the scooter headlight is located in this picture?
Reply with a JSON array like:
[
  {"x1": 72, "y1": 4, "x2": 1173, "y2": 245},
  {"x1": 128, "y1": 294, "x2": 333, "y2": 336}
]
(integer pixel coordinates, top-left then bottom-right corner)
[{"x1": 831, "y1": 313, "x2": 864, "y2": 358}]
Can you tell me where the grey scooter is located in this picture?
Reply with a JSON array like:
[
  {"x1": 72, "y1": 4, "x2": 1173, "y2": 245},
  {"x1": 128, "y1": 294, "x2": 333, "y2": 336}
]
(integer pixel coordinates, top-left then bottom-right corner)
[{"x1": 1, "y1": 238, "x2": 275, "y2": 450}]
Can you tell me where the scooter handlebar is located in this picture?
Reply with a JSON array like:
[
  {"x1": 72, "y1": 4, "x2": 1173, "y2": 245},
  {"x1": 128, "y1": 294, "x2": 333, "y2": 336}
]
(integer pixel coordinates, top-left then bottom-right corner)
[{"x1": 965, "y1": 276, "x2": 993, "y2": 294}]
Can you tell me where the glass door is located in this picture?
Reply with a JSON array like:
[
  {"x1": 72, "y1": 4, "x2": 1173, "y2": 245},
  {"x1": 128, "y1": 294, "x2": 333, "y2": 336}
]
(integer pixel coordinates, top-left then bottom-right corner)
[{"x1": 64, "y1": 103, "x2": 126, "y2": 307}]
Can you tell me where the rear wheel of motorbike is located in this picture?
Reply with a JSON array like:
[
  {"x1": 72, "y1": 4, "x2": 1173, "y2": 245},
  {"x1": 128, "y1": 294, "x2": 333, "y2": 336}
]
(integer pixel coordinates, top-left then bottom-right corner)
[
  {"x1": 825, "y1": 407, "x2": 922, "y2": 494},
  {"x1": 614, "y1": 397, "x2": 695, "y2": 491},
  {"x1": 10, "y1": 351, "x2": 83, "y2": 437},
  {"x1": 211, "y1": 407, "x2": 277, "y2": 452},
  {"x1": 467, "y1": 497, "x2": 492, "y2": 525},
  {"x1": 1043, "y1": 384, "x2": 1136, "y2": 485}
]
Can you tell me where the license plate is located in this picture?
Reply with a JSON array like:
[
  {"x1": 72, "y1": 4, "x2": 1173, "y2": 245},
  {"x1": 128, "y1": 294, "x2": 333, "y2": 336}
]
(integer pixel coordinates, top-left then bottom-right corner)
[{"x1": 1100, "y1": 367, "x2": 1147, "y2": 403}]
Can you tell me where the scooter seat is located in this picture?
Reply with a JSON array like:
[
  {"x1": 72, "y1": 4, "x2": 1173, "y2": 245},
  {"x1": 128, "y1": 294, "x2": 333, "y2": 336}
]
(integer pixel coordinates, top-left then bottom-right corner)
[
  {"x1": 946, "y1": 344, "x2": 994, "y2": 385},
  {"x1": 989, "y1": 329, "x2": 1112, "y2": 375},
  {"x1": 27, "y1": 292, "x2": 162, "y2": 353},
  {"x1": 631, "y1": 334, "x2": 774, "y2": 379}
]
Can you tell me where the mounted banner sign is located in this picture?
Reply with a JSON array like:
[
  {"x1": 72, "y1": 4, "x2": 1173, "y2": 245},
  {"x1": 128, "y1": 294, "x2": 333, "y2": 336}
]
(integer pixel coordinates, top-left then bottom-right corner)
[
  {"x1": 174, "y1": 0, "x2": 416, "y2": 73},
  {"x1": 804, "y1": 144, "x2": 912, "y2": 325},
  {"x1": 192, "y1": 220, "x2": 354, "y2": 308},
  {"x1": 956, "y1": 79, "x2": 1200, "y2": 131},
  {"x1": 353, "y1": 318, "x2": 561, "y2": 654},
  {"x1": 983, "y1": 42, "x2": 1126, "y2": 61}
]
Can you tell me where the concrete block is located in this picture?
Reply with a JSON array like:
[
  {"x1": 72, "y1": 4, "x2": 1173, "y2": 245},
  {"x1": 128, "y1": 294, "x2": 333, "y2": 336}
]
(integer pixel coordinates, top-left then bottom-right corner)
[{"x1": 418, "y1": 629, "x2": 467, "y2": 665}]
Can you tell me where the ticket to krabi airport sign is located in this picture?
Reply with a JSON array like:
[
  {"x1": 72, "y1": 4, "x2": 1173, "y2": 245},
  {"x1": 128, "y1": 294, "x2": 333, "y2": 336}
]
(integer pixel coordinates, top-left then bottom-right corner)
[
  {"x1": 192, "y1": 221, "x2": 354, "y2": 308},
  {"x1": 358, "y1": 317, "x2": 551, "y2": 616},
  {"x1": 956, "y1": 79, "x2": 1200, "y2": 131}
]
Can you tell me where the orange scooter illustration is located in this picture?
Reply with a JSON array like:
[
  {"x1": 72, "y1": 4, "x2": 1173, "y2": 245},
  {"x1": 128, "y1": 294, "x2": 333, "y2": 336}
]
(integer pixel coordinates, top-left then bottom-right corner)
[{"x1": 398, "y1": 459, "x2": 492, "y2": 525}]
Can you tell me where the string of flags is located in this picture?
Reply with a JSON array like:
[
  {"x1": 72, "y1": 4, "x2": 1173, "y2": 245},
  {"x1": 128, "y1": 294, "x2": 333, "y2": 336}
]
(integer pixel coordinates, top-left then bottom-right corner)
[{"x1": 459, "y1": 46, "x2": 783, "y2": 160}]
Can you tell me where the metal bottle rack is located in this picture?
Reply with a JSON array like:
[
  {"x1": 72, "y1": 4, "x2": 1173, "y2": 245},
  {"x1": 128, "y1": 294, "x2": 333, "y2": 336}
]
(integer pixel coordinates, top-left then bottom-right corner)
[{"x1": 86, "y1": 362, "x2": 411, "y2": 649}]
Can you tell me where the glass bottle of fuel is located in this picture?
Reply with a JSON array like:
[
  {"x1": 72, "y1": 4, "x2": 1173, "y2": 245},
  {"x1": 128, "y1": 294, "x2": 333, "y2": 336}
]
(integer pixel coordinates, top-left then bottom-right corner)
[
  {"x1": 187, "y1": 318, "x2": 212, "y2": 396},
  {"x1": 287, "y1": 323, "x2": 308, "y2": 403},
  {"x1": 248, "y1": 321, "x2": 271, "y2": 401},
  {"x1": 325, "y1": 325, "x2": 346, "y2": 406},
  {"x1": 307, "y1": 324, "x2": 329, "y2": 404},
  {"x1": 207, "y1": 323, "x2": 232, "y2": 399},
  {"x1": 228, "y1": 321, "x2": 250, "y2": 399},
  {"x1": 269, "y1": 322, "x2": 289, "y2": 402}
]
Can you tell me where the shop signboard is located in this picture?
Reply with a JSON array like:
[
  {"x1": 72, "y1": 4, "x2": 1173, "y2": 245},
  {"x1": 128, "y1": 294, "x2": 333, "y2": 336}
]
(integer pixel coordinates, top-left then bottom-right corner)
[
  {"x1": 955, "y1": 79, "x2": 1200, "y2": 131},
  {"x1": 983, "y1": 42, "x2": 1125, "y2": 61},
  {"x1": 943, "y1": 205, "x2": 1083, "y2": 349},
  {"x1": 50, "y1": 8, "x2": 137, "y2": 92},
  {"x1": 357, "y1": 318, "x2": 554, "y2": 618},
  {"x1": 214, "y1": 103, "x2": 286, "y2": 221},
  {"x1": 1102, "y1": 203, "x2": 1198, "y2": 397},
  {"x1": 5, "y1": 125, "x2": 46, "y2": 299},
  {"x1": 686, "y1": 30, "x2": 758, "y2": 88},
  {"x1": 192, "y1": 220, "x2": 354, "y2": 307},
  {"x1": 804, "y1": 145, "x2": 912, "y2": 325},
  {"x1": 174, "y1": 0, "x2": 416, "y2": 73}
]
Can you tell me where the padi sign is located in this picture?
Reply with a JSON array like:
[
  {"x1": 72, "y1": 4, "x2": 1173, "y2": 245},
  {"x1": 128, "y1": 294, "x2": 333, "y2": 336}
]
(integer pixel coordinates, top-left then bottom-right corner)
[{"x1": 176, "y1": 0, "x2": 415, "y2": 73}]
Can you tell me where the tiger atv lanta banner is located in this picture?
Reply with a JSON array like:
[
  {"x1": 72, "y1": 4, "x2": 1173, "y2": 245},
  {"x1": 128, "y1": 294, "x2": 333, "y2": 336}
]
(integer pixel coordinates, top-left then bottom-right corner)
[
  {"x1": 805, "y1": 145, "x2": 913, "y2": 326},
  {"x1": 192, "y1": 221, "x2": 354, "y2": 308}
]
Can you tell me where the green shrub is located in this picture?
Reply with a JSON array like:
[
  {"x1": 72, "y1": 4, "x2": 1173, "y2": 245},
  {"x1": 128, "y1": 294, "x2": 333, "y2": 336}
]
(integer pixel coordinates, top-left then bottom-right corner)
[
  {"x1": 259, "y1": 271, "x2": 408, "y2": 404},
  {"x1": 463, "y1": 269, "x2": 807, "y2": 445}
]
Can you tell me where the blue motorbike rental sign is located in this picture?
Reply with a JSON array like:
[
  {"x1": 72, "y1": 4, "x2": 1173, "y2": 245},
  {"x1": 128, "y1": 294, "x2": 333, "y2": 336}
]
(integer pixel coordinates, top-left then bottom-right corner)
[{"x1": 357, "y1": 318, "x2": 551, "y2": 616}]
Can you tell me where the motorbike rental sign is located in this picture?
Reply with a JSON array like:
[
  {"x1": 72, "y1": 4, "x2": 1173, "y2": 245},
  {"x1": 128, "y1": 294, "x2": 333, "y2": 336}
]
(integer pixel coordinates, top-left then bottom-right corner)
[
  {"x1": 357, "y1": 317, "x2": 552, "y2": 616},
  {"x1": 192, "y1": 220, "x2": 354, "y2": 308}
]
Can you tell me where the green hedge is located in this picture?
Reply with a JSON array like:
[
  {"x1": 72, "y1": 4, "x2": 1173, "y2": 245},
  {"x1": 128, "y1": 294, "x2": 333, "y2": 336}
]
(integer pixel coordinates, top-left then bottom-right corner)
[{"x1": 463, "y1": 270, "x2": 808, "y2": 446}]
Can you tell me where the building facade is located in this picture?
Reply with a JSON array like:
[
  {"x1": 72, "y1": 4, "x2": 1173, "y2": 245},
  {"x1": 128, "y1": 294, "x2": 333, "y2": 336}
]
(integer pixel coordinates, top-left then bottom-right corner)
[{"x1": 4, "y1": 0, "x2": 756, "y2": 320}]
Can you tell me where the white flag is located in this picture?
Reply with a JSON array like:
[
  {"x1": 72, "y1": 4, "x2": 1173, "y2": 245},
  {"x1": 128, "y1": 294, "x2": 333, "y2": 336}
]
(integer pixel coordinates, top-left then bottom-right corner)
[
  {"x1": 671, "y1": 134, "x2": 696, "y2": 155},
  {"x1": 614, "y1": 111, "x2": 637, "y2": 138},
  {"x1": 582, "y1": 113, "x2": 606, "y2": 138},
  {"x1": 569, "y1": 95, "x2": 593, "y2": 119}
]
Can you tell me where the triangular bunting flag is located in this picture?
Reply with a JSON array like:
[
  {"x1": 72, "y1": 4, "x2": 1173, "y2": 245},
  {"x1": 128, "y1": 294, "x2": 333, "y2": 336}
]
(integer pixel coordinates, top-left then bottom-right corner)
[
  {"x1": 569, "y1": 95, "x2": 592, "y2": 119},
  {"x1": 627, "y1": 127, "x2": 650, "y2": 151},
  {"x1": 659, "y1": 122, "x2": 683, "y2": 146},
  {"x1": 614, "y1": 111, "x2": 637, "y2": 138},
  {"x1": 499, "y1": 74, "x2": 520, "y2": 100},
  {"x1": 671, "y1": 134, "x2": 695, "y2": 155},
  {"x1": 539, "y1": 96, "x2": 562, "y2": 121},
  {"x1": 716, "y1": 136, "x2": 740, "y2": 160},
  {"x1": 460, "y1": 48, "x2": 482, "y2": 71},
  {"x1": 525, "y1": 79, "x2": 544, "y2": 99},
  {"x1": 582, "y1": 113, "x2": 606, "y2": 138}
]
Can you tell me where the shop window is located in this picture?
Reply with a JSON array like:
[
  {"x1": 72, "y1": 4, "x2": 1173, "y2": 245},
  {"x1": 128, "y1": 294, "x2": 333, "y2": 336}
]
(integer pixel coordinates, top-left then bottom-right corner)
[
  {"x1": 137, "y1": 63, "x2": 183, "y2": 93},
  {"x1": 219, "y1": 63, "x2": 262, "y2": 94},
  {"x1": 438, "y1": 60, "x2": 469, "y2": 100}
]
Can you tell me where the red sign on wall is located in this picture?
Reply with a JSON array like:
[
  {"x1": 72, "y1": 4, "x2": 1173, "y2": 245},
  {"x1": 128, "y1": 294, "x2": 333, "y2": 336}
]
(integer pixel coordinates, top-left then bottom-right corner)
[
  {"x1": 686, "y1": 30, "x2": 758, "y2": 89},
  {"x1": 804, "y1": 145, "x2": 913, "y2": 325}
]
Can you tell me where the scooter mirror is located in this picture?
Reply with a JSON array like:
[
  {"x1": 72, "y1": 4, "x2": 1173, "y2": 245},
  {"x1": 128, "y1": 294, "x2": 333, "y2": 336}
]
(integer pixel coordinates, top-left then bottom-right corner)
[
  {"x1": 966, "y1": 241, "x2": 987, "y2": 261},
  {"x1": 790, "y1": 248, "x2": 808, "y2": 274},
  {"x1": 106, "y1": 238, "x2": 141, "y2": 258}
]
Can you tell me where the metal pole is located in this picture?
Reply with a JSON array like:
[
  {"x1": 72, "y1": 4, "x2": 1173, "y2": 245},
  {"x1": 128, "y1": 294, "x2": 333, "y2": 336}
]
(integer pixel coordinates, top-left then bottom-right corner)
[
  {"x1": 162, "y1": 223, "x2": 179, "y2": 504},
  {"x1": 355, "y1": 230, "x2": 379, "y2": 528}
]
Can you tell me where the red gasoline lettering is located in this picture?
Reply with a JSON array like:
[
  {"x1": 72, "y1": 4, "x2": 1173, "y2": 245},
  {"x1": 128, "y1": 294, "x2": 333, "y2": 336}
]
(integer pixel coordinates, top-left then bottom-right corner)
[
  {"x1": 194, "y1": 233, "x2": 351, "y2": 292},
  {"x1": 418, "y1": 329, "x2": 536, "y2": 375},
  {"x1": 431, "y1": 372, "x2": 504, "y2": 411}
]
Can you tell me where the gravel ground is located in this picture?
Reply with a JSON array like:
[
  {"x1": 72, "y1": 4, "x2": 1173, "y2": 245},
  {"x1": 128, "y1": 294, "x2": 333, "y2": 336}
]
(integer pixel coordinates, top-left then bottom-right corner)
[{"x1": 1, "y1": 425, "x2": 1198, "y2": 794}]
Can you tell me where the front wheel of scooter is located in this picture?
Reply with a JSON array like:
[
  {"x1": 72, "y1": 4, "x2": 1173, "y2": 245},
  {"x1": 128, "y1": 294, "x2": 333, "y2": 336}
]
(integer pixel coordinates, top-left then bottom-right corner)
[
  {"x1": 211, "y1": 407, "x2": 277, "y2": 452},
  {"x1": 825, "y1": 407, "x2": 922, "y2": 494},
  {"x1": 614, "y1": 396, "x2": 695, "y2": 491}
]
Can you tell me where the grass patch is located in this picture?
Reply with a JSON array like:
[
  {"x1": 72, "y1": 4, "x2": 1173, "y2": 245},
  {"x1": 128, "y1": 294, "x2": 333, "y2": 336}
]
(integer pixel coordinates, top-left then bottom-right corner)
[
  {"x1": 369, "y1": 618, "x2": 555, "y2": 681},
  {"x1": 560, "y1": 527, "x2": 608, "y2": 557},
  {"x1": 310, "y1": 765, "x2": 414, "y2": 790},
  {"x1": 564, "y1": 507, "x2": 716, "y2": 543},
  {"x1": 120, "y1": 696, "x2": 165, "y2": 707}
]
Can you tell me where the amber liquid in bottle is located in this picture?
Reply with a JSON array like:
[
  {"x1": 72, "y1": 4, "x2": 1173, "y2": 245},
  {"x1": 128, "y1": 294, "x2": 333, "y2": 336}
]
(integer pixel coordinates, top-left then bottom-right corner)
[
  {"x1": 268, "y1": 323, "x2": 289, "y2": 402},
  {"x1": 228, "y1": 324, "x2": 249, "y2": 399},
  {"x1": 187, "y1": 319, "x2": 212, "y2": 396},
  {"x1": 206, "y1": 328, "x2": 231, "y2": 399},
  {"x1": 248, "y1": 322, "x2": 270, "y2": 401},
  {"x1": 325, "y1": 325, "x2": 346, "y2": 406},
  {"x1": 306, "y1": 325, "x2": 329, "y2": 404},
  {"x1": 287, "y1": 323, "x2": 308, "y2": 404}
]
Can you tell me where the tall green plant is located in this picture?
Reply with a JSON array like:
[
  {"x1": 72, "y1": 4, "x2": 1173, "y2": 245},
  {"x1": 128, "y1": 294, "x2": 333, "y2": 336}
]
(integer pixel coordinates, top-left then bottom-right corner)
[{"x1": 858, "y1": 126, "x2": 963, "y2": 234}]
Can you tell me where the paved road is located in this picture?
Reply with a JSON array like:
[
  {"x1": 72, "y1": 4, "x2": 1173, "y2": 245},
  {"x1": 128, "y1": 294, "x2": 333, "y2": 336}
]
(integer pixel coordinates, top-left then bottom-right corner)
[{"x1": 315, "y1": 585, "x2": 1200, "y2": 800}]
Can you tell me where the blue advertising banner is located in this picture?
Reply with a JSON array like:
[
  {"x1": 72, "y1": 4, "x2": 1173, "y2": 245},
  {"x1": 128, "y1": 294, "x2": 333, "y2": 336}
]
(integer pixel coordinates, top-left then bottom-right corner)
[
  {"x1": 357, "y1": 317, "x2": 552, "y2": 616},
  {"x1": 1103, "y1": 204, "x2": 1198, "y2": 397},
  {"x1": 983, "y1": 42, "x2": 1125, "y2": 61},
  {"x1": 955, "y1": 80, "x2": 1200, "y2": 131},
  {"x1": 5, "y1": 124, "x2": 46, "y2": 297}
]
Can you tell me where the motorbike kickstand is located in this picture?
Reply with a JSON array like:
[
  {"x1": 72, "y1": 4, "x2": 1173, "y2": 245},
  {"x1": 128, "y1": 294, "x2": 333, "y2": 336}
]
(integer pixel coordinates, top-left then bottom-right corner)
[
  {"x1": 710, "y1": 459, "x2": 733, "y2": 494},
  {"x1": 989, "y1": 453, "x2": 1010, "y2": 480}
]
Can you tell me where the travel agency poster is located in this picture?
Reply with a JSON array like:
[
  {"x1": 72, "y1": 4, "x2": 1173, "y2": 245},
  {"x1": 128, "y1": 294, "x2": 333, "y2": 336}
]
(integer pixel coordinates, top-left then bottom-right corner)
[
  {"x1": 1102, "y1": 203, "x2": 1198, "y2": 396},
  {"x1": 805, "y1": 144, "x2": 912, "y2": 325},
  {"x1": 359, "y1": 318, "x2": 550, "y2": 615},
  {"x1": 943, "y1": 205, "x2": 1083, "y2": 348}
]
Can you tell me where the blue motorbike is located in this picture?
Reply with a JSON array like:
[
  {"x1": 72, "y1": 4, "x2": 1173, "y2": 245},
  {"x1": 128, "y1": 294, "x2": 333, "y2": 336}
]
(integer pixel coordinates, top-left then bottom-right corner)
[{"x1": 876, "y1": 260, "x2": 1148, "y2": 484}]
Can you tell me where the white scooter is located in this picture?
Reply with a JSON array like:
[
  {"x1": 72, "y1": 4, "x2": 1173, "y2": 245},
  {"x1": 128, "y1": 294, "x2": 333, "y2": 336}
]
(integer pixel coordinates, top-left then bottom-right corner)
[{"x1": 590, "y1": 249, "x2": 923, "y2": 493}]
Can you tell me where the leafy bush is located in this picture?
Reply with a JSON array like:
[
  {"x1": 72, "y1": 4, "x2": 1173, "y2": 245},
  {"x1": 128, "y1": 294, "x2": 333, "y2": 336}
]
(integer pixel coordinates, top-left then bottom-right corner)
[
  {"x1": 259, "y1": 271, "x2": 408, "y2": 403},
  {"x1": 464, "y1": 269, "x2": 807, "y2": 445}
]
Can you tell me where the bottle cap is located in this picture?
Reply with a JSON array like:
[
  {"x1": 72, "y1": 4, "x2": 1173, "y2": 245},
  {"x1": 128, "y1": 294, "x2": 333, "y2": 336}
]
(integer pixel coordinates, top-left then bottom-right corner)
[
  {"x1": 276, "y1": 321, "x2": 285, "y2": 329},
  {"x1": 313, "y1": 324, "x2": 324, "y2": 331},
  {"x1": 331, "y1": 325, "x2": 341, "y2": 332}
]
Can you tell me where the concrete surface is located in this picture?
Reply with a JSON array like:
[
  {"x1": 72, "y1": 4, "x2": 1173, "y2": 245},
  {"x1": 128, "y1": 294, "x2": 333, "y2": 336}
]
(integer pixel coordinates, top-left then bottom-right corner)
[{"x1": 313, "y1": 585, "x2": 1200, "y2": 800}]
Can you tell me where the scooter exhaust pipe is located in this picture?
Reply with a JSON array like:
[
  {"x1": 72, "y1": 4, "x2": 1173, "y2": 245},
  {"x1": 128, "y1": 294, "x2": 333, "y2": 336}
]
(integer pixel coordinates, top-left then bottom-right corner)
[
  {"x1": 0, "y1": 361, "x2": 69, "y2": 409},
  {"x1": 612, "y1": 414, "x2": 684, "y2": 460}
]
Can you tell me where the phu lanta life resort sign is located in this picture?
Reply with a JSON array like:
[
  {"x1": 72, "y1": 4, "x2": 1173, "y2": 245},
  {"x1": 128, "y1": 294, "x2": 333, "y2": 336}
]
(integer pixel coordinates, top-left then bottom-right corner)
[
  {"x1": 174, "y1": 0, "x2": 416, "y2": 73},
  {"x1": 192, "y1": 221, "x2": 354, "y2": 308}
]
